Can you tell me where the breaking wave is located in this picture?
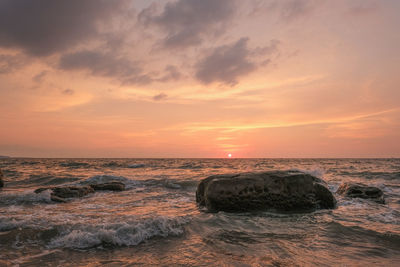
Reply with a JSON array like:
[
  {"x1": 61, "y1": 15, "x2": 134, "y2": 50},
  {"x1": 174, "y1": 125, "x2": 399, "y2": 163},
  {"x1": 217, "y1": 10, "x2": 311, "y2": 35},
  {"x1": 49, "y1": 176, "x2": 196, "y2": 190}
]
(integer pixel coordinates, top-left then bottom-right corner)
[{"x1": 49, "y1": 216, "x2": 189, "y2": 249}]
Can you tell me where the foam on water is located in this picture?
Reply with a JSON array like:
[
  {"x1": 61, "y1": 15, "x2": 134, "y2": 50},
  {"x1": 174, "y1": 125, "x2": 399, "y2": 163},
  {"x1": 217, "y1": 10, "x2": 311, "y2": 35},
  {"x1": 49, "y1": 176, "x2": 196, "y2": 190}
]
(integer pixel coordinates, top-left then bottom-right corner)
[
  {"x1": 0, "y1": 189, "x2": 52, "y2": 205},
  {"x1": 127, "y1": 163, "x2": 146, "y2": 168},
  {"x1": 79, "y1": 175, "x2": 140, "y2": 189},
  {"x1": 48, "y1": 216, "x2": 190, "y2": 249},
  {"x1": 289, "y1": 167, "x2": 325, "y2": 179}
]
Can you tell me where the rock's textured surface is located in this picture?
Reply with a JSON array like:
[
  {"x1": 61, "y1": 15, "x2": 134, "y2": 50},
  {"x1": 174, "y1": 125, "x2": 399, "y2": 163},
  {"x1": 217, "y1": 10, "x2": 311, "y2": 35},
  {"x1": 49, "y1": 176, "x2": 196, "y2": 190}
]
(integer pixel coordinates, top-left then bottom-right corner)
[
  {"x1": 196, "y1": 171, "x2": 336, "y2": 212},
  {"x1": 337, "y1": 183, "x2": 385, "y2": 204},
  {"x1": 90, "y1": 182, "x2": 125, "y2": 191}
]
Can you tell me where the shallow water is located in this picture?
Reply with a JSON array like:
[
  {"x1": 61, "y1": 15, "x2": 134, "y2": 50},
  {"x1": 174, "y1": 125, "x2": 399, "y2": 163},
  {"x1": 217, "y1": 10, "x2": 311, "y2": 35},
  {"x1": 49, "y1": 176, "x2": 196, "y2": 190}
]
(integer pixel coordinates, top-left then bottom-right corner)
[{"x1": 0, "y1": 158, "x2": 399, "y2": 266}]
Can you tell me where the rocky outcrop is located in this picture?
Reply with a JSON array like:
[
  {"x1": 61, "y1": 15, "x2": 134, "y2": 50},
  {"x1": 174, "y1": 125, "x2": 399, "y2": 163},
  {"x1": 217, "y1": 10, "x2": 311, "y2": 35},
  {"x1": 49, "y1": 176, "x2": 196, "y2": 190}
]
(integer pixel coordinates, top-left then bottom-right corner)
[
  {"x1": 35, "y1": 182, "x2": 126, "y2": 202},
  {"x1": 337, "y1": 183, "x2": 384, "y2": 204},
  {"x1": 0, "y1": 169, "x2": 3, "y2": 188},
  {"x1": 196, "y1": 171, "x2": 336, "y2": 213},
  {"x1": 90, "y1": 182, "x2": 125, "y2": 191}
]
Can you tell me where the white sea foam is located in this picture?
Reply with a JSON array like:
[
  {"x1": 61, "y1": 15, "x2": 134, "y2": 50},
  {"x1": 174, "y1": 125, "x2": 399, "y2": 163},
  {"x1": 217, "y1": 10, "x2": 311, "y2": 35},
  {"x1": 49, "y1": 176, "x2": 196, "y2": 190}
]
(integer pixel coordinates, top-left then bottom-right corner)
[
  {"x1": 48, "y1": 216, "x2": 190, "y2": 249},
  {"x1": 127, "y1": 163, "x2": 146, "y2": 168},
  {"x1": 0, "y1": 189, "x2": 52, "y2": 205},
  {"x1": 79, "y1": 175, "x2": 140, "y2": 189},
  {"x1": 289, "y1": 167, "x2": 325, "y2": 179}
]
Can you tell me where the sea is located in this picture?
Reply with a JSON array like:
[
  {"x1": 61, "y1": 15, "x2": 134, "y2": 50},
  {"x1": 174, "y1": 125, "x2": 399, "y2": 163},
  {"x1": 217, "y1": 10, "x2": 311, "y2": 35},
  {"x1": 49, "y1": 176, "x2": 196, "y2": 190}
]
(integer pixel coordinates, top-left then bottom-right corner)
[{"x1": 0, "y1": 158, "x2": 399, "y2": 266}]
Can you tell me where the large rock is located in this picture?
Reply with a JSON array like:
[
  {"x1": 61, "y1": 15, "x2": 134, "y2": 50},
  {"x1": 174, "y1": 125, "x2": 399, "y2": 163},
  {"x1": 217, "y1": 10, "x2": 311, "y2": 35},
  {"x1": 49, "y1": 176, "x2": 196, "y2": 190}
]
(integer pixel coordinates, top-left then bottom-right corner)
[
  {"x1": 0, "y1": 169, "x2": 3, "y2": 188},
  {"x1": 337, "y1": 183, "x2": 384, "y2": 204},
  {"x1": 35, "y1": 185, "x2": 94, "y2": 202},
  {"x1": 196, "y1": 171, "x2": 336, "y2": 212},
  {"x1": 90, "y1": 182, "x2": 125, "y2": 191}
]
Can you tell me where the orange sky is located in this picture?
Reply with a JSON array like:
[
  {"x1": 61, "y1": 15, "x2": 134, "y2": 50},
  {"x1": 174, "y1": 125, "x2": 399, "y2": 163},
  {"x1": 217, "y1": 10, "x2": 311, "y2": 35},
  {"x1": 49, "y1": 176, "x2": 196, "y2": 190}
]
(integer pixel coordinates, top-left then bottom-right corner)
[{"x1": 0, "y1": 0, "x2": 399, "y2": 158}]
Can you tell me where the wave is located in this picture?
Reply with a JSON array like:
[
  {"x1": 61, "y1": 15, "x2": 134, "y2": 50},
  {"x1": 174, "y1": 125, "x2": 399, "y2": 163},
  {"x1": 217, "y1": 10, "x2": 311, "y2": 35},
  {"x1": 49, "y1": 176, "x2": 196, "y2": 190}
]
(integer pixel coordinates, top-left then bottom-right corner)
[
  {"x1": 59, "y1": 161, "x2": 90, "y2": 168},
  {"x1": 127, "y1": 163, "x2": 146, "y2": 168},
  {"x1": 79, "y1": 175, "x2": 197, "y2": 191},
  {"x1": 289, "y1": 167, "x2": 325, "y2": 179},
  {"x1": 177, "y1": 163, "x2": 203, "y2": 169},
  {"x1": 338, "y1": 171, "x2": 400, "y2": 180},
  {"x1": 0, "y1": 190, "x2": 52, "y2": 206},
  {"x1": 324, "y1": 221, "x2": 400, "y2": 248},
  {"x1": 49, "y1": 216, "x2": 189, "y2": 249},
  {"x1": 0, "y1": 215, "x2": 190, "y2": 249},
  {"x1": 78, "y1": 175, "x2": 140, "y2": 189}
]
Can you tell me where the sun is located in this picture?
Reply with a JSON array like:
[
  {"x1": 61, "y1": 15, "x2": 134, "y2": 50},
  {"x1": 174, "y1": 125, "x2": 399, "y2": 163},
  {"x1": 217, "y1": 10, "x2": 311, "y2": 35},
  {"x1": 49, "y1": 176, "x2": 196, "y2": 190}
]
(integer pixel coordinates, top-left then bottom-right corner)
[{"x1": 228, "y1": 153, "x2": 232, "y2": 158}]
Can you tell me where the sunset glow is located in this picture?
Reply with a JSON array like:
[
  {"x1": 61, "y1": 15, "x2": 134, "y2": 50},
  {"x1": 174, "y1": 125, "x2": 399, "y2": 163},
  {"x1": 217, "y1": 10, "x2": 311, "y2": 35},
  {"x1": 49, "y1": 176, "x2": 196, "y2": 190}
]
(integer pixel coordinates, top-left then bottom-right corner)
[{"x1": 0, "y1": 0, "x2": 399, "y2": 158}]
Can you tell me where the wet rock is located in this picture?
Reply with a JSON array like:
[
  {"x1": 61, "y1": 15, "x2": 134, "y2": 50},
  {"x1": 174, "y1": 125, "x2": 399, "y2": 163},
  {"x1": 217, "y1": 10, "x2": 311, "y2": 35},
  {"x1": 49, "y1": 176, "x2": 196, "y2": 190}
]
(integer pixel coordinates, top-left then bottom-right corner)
[
  {"x1": 90, "y1": 182, "x2": 125, "y2": 191},
  {"x1": 196, "y1": 171, "x2": 336, "y2": 212},
  {"x1": 35, "y1": 185, "x2": 94, "y2": 202},
  {"x1": 51, "y1": 186, "x2": 94, "y2": 198},
  {"x1": 0, "y1": 169, "x2": 3, "y2": 188},
  {"x1": 337, "y1": 183, "x2": 384, "y2": 204}
]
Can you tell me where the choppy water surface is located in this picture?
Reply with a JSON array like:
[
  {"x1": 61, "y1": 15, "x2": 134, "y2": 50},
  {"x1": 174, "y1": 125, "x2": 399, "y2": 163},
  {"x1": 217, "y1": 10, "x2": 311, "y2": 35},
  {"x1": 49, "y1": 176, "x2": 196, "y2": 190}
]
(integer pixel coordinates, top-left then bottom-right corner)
[{"x1": 0, "y1": 158, "x2": 399, "y2": 266}]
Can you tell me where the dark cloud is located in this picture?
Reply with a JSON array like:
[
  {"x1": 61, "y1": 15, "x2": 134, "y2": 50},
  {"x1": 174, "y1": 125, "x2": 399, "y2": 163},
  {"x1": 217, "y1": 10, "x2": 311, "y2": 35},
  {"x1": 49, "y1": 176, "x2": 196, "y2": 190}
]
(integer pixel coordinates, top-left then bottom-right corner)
[
  {"x1": 158, "y1": 65, "x2": 182, "y2": 82},
  {"x1": 59, "y1": 50, "x2": 182, "y2": 86},
  {"x1": 279, "y1": 0, "x2": 313, "y2": 21},
  {"x1": 195, "y1": 38, "x2": 278, "y2": 85},
  {"x1": 153, "y1": 93, "x2": 168, "y2": 101},
  {"x1": 59, "y1": 50, "x2": 142, "y2": 80},
  {"x1": 32, "y1": 70, "x2": 48, "y2": 83},
  {"x1": 249, "y1": 0, "x2": 316, "y2": 22},
  {"x1": 0, "y1": 0, "x2": 129, "y2": 56},
  {"x1": 62, "y1": 89, "x2": 74, "y2": 95},
  {"x1": 139, "y1": 0, "x2": 236, "y2": 49},
  {"x1": 0, "y1": 53, "x2": 26, "y2": 74}
]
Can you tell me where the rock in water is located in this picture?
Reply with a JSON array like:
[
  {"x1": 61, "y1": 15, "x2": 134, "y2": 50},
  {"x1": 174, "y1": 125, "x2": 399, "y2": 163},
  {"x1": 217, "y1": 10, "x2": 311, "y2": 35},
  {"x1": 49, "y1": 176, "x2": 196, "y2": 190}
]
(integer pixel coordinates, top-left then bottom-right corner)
[
  {"x1": 35, "y1": 186, "x2": 94, "y2": 202},
  {"x1": 90, "y1": 182, "x2": 125, "y2": 191},
  {"x1": 337, "y1": 183, "x2": 384, "y2": 204},
  {"x1": 196, "y1": 171, "x2": 336, "y2": 212},
  {"x1": 51, "y1": 186, "x2": 94, "y2": 198},
  {"x1": 0, "y1": 169, "x2": 3, "y2": 188}
]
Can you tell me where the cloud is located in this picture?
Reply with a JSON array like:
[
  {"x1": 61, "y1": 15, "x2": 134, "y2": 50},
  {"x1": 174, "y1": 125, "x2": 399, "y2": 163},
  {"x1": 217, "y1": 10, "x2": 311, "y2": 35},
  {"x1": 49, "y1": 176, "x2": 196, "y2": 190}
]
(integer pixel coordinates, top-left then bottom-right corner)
[
  {"x1": 195, "y1": 38, "x2": 279, "y2": 85},
  {"x1": 0, "y1": 0, "x2": 129, "y2": 56},
  {"x1": 158, "y1": 65, "x2": 182, "y2": 82},
  {"x1": 59, "y1": 50, "x2": 182, "y2": 86},
  {"x1": 32, "y1": 70, "x2": 48, "y2": 83},
  {"x1": 249, "y1": 0, "x2": 317, "y2": 22},
  {"x1": 153, "y1": 93, "x2": 168, "y2": 101},
  {"x1": 139, "y1": 0, "x2": 236, "y2": 49},
  {"x1": 62, "y1": 89, "x2": 74, "y2": 95},
  {"x1": 0, "y1": 53, "x2": 26, "y2": 74},
  {"x1": 279, "y1": 0, "x2": 313, "y2": 21},
  {"x1": 59, "y1": 50, "x2": 143, "y2": 82}
]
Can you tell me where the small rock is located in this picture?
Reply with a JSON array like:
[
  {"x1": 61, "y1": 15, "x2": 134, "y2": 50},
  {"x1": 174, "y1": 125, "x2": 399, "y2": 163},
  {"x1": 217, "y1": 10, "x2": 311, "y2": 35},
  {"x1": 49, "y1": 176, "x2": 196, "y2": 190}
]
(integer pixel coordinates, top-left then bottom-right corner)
[
  {"x1": 337, "y1": 183, "x2": 385, "y2": 204},
  {"x1": 90, "y1": 182, "x2": 125, "y2": 191},
  {"x1": 35, "y1": 185, "x2": 94, "y2": 202},
  {"x1": 51, "y1": 186, "x2": 94, "y2": 198},
  {"x1": 196, "y1": 170, "x2": 336, "y2": 213}
]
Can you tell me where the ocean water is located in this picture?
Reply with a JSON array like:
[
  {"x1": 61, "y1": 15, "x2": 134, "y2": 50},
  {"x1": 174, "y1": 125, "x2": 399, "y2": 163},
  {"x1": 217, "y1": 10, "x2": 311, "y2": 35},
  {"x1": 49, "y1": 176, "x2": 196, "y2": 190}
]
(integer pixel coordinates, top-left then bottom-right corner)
[{"x1": 0, "y1": 158, "x2": 399, "y2": 266}]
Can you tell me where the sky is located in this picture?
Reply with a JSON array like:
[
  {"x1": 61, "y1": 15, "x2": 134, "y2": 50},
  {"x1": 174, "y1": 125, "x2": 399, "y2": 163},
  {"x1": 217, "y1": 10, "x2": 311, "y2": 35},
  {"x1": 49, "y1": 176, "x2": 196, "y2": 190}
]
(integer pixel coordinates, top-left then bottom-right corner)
[{"x1": 0, "y1": 0, "x2": 399, "y2": 158}]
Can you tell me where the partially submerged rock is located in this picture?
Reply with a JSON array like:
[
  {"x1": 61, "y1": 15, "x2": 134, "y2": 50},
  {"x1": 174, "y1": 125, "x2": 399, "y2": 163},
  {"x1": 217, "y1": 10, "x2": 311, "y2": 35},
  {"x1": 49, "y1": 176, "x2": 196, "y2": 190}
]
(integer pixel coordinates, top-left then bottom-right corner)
[
  {"x1": 35, "y1": 182, "x2": 126, "y2": 202},
  {"x1": 35, "y1": 185, "x2": 94, "y2": 202},
  {"x1": 196, "y1": 171, "x2": 336, "y2": 213},
  {"x1": 51, "y1": 186, "x2": 94, "y2": 198},
  {"x1": 337, "y1": 183, "x2": 384, "y2": 204},
  {"x1": 0, "y1": 169, "x2": 3, "y2": 188},
  {"x1": 90, "y1": 182, "x2": 125, "y2": 191}
]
